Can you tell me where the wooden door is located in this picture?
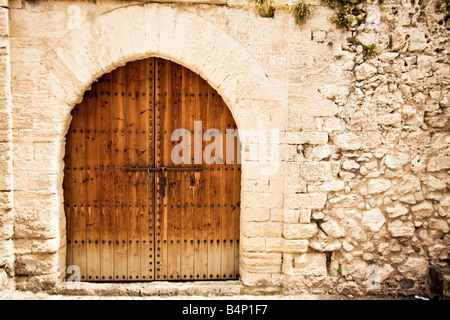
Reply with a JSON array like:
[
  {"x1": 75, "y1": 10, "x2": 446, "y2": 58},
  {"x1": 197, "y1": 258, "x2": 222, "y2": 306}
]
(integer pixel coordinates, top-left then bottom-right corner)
[{"x1": 65, "y1": 57, "x2": 240, "y2": 282}]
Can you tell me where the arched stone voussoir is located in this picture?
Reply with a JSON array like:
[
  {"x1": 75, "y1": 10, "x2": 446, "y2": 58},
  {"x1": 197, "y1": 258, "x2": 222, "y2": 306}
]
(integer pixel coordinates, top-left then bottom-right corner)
[{"x1": 40, "y1": 3, "x2": 268, "y2": 124}]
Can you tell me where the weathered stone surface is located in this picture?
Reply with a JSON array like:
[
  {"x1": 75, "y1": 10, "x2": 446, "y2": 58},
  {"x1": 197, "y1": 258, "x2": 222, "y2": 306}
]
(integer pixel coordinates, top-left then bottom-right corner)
[
  {"x1": 367, "y1": 178, "x2": 391, "y2": 194},
  {"x1": 385, "y1": 152, "x2": 410, "y2": 170},
  {"x1": 398, "y1": 257, "x2": 428, "y2": 279},
  {"x1": 411, "y1": 201, "x2": 434, "y2": 219},
  {"x1": 397, "y1": 174, "x2": 421, "y2": 195},
  {"x1": 426, "y1": 176, "x2": 447, "y2": 191},
  {"x1": 265, "y1": 238, "x2": 308, "y2": 253},
  {"x1": 285, "y1": 132, "x2": 329, "y2": 145},
  {"x1": 388, "y1": 220, "x2": 415, "y2": 237},
  {"x1": 241, "y1": 237, "x2": 266, "y2": 252},
  {"x1": 428, "y1": 219, "x2": 449, "y2": 233},
  {"x1": 299, "y1": 161, "x2": 333, "y2": 182},
  {"x1": 243, "y1": 222, "x2": 282, "y2": 238},
  {"x1": 386, "y1": 204, "x2": 409, "y2": 218},
  {"x1": 361, "y1": 208, "x2": 386, "y2": 232},
  {"x1": 342, "y1": 159, "x2": 359, "y2": 170},
  {"x1": 320, "y1": 219, "x2": 346, "y2": 238},
  {"x1": 294, "y1": 253, "x2": 327, "y2": 276},
  {"x1": 355, "y1": 63, "x2": 377, "y2": 81},
  {"x1": 309, "y1": 230, "x2": 341, "y2": 252},
  {"x1": 333, "y1": 133, "x2": 362, "y2": 151},
  {"x1": 299, "y1": 210, "x2": 311, "y2": 224},
  {"x1": 408, "y1": 30, "x2": 427, "y2": 52},
  {"x1": 283, "y1": 223, "x2": 318, "y2": 240},
  {"x1": 285, "y1": 193, "x2": 327, "y2": 210},
  {"x1": 427, "y1": 156, "x2": 450, "y2": 172},
  {"x1": 15, "y1": 253, "x2": 58, "y2": 276},
  {"x1": 242, "y1": 252, "x2": 282, "y2": 273}
]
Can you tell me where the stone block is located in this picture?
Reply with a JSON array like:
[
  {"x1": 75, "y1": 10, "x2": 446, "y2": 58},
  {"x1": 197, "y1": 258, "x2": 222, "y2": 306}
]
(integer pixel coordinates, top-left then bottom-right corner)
[
  {"x1": 266, "y1": 238, "x2": 308, "y2": 253},
  {"x1": 284, "y1": 209, "x2": 300, "y2": 224},
  {"x1": 361, "y1": 208, "x2": 386, "y2": 232},
  {"x1": 408, "y1": 30, "x2": 427, "y2": 52},
  {"x1": 320, "y1": 219, "x2": 346, "y2": 238},
  {"x1": 386, "y1": 204, "x2": 408, "y2": 218},
  {"x1": 285, "y1": 132, "x2": 328, "y2": 145},
  {"x1": 388, "y1": 220, "x2": 415, "y2": 237},
  {"x1": 242, "y1": 252, "x2": 282, "y2": 273},
  {"x1": 14, "y1": 238, "x2": 60, "y2": 255},
  {"x1": 283, "y1": 223, "x2": 318, "y2": 239},
  {"x1": 294, "y1": 252, "x2": 327, "y2": 276},
  {"x1": 299, "y1": 210, "x2": 311, "y2": 224},
  {"x1": 428, "y1": 219, "x2": 449, "y2": 233},
  {"x1": 367, "y1": 178, "x2": 392, "y2": 194},
  {"x1": 126, "y1": 5, "x2": 148, "y2": 58},
  {"x1": 355, "y1": 63, "x2": 377, "y2": 80},
  {"x1": 15, "y1": 253, "x2": 59, "y2": 276},
  {"x1": 243, "y1": 191, "x2": 283, "y2": 209},
  {"x1": 241, "y1": 236, "x2": 265, "y2": 252},
  {"x1": 242, "y1": 222, "x2": 282, "y2": 238},
  {"x1": 241, "y1": 207, "x2": 270, "y2": 222},
  {"x1": 299, "y1": 161, "x2": 333, "y2": 182},
  {"x1": 427, "y1": 156, "x2": 450, "y2": 172},
  {"x1": 411, "y1": 201, "x2": 434, "y2": 219},
  {"x1": 270, "y1": 208, "x2": 284, "y2": 222},
  {"x1": 398, "y1": 257, "x2": 428, "y2": 279},
  {"x1": 285, "y1": 193, "x2": 327, "y2": 210},
  {"x1": 333, "y1": 133, "x2": 361, "y2": 151},
  {"x1": 385, "y1": 152, "x2": 410, "y2": 170}
]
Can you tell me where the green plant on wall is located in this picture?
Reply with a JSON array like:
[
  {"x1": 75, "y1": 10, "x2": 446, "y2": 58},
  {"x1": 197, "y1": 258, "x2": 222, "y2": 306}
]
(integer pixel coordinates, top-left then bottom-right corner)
[
  {"x1": 323, "y1": 0, "x2": 367, "y2": 29},
  {"x1": 255, "y1": 0, "x2": 276, "y2": 18},
  {"x1": 437, "y1": 0, "x2": 450, "y2": 23},
  {"x1": 361, "y1": 43, "x2": 378, "y2": 58},
  {"x1": 291, "y1": 1, "x2": 314, "y2": 25}
]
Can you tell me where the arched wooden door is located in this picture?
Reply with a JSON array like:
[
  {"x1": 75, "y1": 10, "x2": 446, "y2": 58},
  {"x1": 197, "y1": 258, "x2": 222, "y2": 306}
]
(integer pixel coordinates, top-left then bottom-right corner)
[{"x1": 64, "y1": 58, "x2": 241, "y2": 282}]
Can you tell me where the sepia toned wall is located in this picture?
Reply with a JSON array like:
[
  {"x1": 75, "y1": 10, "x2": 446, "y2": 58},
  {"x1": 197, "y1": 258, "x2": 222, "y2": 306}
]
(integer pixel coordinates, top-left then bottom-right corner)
[{"x1": 0, "y1": 0, "x2": 449, "y2": 297}]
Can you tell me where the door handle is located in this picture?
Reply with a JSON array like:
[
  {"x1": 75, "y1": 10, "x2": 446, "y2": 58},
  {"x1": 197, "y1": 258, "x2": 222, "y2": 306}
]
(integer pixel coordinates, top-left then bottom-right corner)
[{"x1": 122, "y1": 166, "x2": 202, "y2": 198}]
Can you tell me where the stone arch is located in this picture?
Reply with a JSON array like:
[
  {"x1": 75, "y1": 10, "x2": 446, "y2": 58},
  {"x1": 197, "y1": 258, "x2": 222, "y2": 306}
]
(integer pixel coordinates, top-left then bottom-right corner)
[
  {"x1": 39, "y1": 4, "x2": 269, "y2": 134},
  {"x1": 34, "y1": 4, "x2": 271, "y2": 282}
]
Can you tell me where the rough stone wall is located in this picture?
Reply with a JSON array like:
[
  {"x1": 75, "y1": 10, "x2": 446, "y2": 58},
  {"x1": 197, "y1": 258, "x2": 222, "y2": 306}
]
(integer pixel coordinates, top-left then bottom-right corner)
[
  {"x1": 0, "y1": 0, "x2": 13, "y2": 291},
  {"x1": 3, "y1": 0, "x2": 450, "y2": 297},
  {"x1": 278, "y1": 0, "x2": 450, "y2": 296}
]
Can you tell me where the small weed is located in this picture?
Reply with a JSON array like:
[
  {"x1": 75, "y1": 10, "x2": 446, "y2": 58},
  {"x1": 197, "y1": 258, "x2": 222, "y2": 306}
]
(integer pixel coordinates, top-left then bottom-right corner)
[
  {"x1": 255, "y1": 0, "x2": 276, "y2": 18},
  {"x1": 291, "y1": 1, "x2": 314, "y2": 25},
  {"x1": 322, "y1": 0, "x2": 368, "y2": 29},
  {"x1": 437, "y1": 0, "x2": 450, "y2": 22},
  {"x1": 361, "y1": 43, "x2": 378, "y2": 58}
]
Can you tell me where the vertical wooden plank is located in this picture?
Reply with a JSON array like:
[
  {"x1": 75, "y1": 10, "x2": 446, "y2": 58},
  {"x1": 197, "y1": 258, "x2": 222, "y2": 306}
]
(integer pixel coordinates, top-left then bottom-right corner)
[
  {"x1": 85, "y1": 88, "x2": 101, "y2": 281},
  {"x1": 137, "y1": 58, "x2": 153, "y2": 281},
  {"x1": 180, "y1": 66, "x2": 195, "y2": 280},
  {"x1": 125, "y1": 60, "x2": 141, "y2": 281},
  {"x1": 167, "y1": 61, "x2": 181, "y2": 280},
  {"x1": 194, "y1": 77, "x2": 209, "y2": 280},
  {"x1": 97, "y1": 73, "x2": 115, "y2": 281},
  {"x1": 112, "y1": 65, "x2": 128, "y2": 281},
  {"x1": 207, "y1": 86, "x2": 222, "y2": 280},
  {"x1": 155, "y1": 57, "x2": 167, "y2": 281},
  {"x1": 221, "y1": 98, "x2": 235, "y2": 280},
  {"x1": 71, "y1": 101, "x2": 87, "y2": 281}
]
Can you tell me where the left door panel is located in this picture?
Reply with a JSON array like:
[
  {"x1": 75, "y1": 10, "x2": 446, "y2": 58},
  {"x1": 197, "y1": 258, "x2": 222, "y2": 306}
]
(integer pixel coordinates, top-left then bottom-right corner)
[{"x1": 65, "y1": 58, "x2": 156, "y2": 282}]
